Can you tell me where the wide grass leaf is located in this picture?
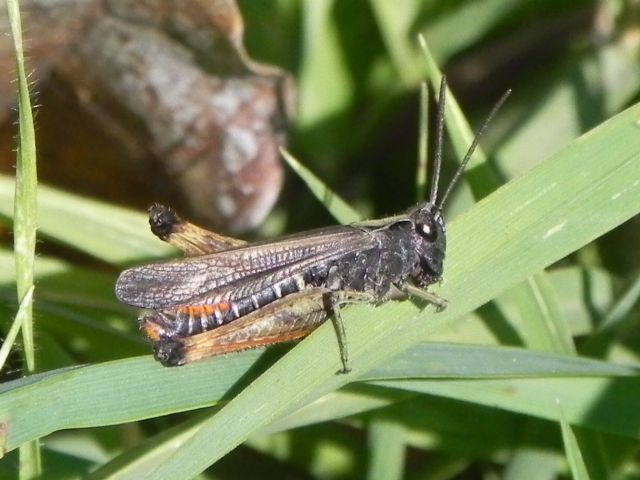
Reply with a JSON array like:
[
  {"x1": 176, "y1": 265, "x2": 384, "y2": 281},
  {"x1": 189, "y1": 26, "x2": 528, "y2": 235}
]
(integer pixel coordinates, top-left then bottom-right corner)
[{"x1": 2, "y1": 343, "x2": 637, "y2": 455}]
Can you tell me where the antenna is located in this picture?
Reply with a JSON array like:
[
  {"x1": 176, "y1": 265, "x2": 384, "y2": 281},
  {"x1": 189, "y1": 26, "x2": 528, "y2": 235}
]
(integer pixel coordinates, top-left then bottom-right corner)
[
  {"x1": 429, "y1": 76, "x2": 447, "y2": 205},
  {"x1": 437, "y1": 86, "x2": 512, "y2": 209}
]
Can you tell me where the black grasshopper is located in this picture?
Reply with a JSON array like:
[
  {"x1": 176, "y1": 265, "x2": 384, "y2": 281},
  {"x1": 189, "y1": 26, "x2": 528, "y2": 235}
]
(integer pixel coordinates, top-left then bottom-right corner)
[{"x1": 115, "y1": 78, "x2": 509, "y2": 371}]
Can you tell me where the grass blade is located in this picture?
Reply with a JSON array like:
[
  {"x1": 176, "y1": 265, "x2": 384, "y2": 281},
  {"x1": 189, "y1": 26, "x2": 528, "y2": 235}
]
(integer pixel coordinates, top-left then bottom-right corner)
[
  {"x1": 7, "y1": 0, "x2": 40, "y2": 476},
  {"x1": 7, "y1": 0, "x2": 37, "y2": 373},
  {"x1": 3, "y1": 343, "x2": 638, "y2": 455},
  {"x1": 558, "y1": 406, "x2": 591, "y2": 480},
  {"x1": 280, "y1": 147, "x2": 362, "y2": 223},
  {"x1": 0, "y1": 286, "x2": 33, "y2": 372},
  {"x1": 598, "y1": 270, "x2": 640, "y2": 333},
  {"x1": 367, "y1": 418, "x2": 405, "y2": 480},
  {"x1": 0, "y1": 176, "x2": 173, "y2": 265}
]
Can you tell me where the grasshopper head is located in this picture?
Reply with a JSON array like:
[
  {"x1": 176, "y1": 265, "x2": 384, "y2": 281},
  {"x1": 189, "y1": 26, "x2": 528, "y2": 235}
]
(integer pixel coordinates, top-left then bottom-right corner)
[{"x1": 409, "y1": 202, "x2": 446, "y2": 287}]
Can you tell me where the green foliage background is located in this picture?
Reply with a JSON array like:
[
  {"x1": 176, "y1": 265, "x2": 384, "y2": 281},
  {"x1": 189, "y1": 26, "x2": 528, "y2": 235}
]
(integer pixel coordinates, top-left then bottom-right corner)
[{"x1": 2, "y1": 1, "x2": 640, "y2": 479}]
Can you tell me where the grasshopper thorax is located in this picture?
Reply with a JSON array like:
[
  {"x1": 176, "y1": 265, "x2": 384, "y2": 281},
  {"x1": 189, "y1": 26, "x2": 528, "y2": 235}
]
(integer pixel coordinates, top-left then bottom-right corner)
[{"x1": 408, "y1": 202, "x2": 446, "y2": 288}]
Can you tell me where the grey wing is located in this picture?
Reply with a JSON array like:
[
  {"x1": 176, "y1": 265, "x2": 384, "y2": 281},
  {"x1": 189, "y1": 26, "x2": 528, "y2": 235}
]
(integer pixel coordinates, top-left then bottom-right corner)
[{"x1": 115, "y1": 226, "x2": 377, "y2": 308}]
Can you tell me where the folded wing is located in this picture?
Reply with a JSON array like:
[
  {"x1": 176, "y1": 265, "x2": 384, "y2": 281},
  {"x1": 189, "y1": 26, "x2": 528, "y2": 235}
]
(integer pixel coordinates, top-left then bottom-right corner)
[{"x1": 115, "y1": 225, "x2": 376, "y2": 309}]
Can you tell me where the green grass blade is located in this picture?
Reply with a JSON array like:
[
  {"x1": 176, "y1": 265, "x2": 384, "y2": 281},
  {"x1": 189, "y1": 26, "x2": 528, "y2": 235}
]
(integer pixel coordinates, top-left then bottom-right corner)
[
  {"x1": 507, "y1": 274, "x2": 576, "y2": 353},
  {"x1": 92, "y1": 389, "x2": 402, "y2": 479},
  {"x1": 0, "y1": 353, "x2": 266, "y2": 452},
  {"x1": 598, "y1": 270, "x2": 640, "y2": 333},
  {"x1": 3, "y1": 343, "x2": 637, "y2": 455},
  {"x1": 0, "y1": 175, "x2": 173, "y2": 264},
  {"x1": 558, "y1": 407, "x2": 591, "y2": 480},
  {"x1": 373, "y1": 376, "x2": 640, "y2": 440},
  {"x1": 362, "y1": 343, "x2": 639, "y2": 380},
  {"x1": 7, "y1": 0, "x2": 40, "y2": 476},
  {"x1": 369, "y1": 0, "x2": 423, "y2": 86},
  {"x1": 366, "y1": 418, "x2": 405, "y2": 480},
  {"x1": 296, "y1": 0, "x2": 353, "y2": 137},
  {"x1": 8, "y1": 0, "x2": 37, "y2": 373},
  {"x1": 88, "y1": 414, "x2": 210, "y2": 480},
  {"x1": 280, "y1": 147, "x2": 362, "y2": 223},
  {"x1": 421, "y1": 0, "x2": 523, "y2": 61},
  {"x1": 0, "y1": 286, "x2": 33, "y2": 372}
]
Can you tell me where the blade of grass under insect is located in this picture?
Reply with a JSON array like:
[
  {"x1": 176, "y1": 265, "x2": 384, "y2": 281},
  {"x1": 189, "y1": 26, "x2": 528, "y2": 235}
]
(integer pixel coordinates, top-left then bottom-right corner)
[
  {"x1": 558, "y1": 406, "x2": 591, "y2": 480},
  {"x1": 3, "y1": 341, "x2": 638, "y2": 454},
  {"x1": 0, "y1": 175, "x2": 174, "y2": 264},
  {"x1": 137, "y1": 101, "x2": 640, "y2": 479},
  {"x1": 7, "y1": 0, "x2": 40, "y2": 476},
  {"x1": 101, "y1": 382, "x2": 599, "y2": 479},
  {"x1": 366, "y1": 418, "x2": 406, "y2": 480},
  {"x1": 280, "y1": 147, "x2": 362, "y2": 223},
  {"x1": 0, "y1": 286, "x2": 33, "y2": 372},
  {"x1": 0, "y1": 353, "x2": 262, "y2": 452}
]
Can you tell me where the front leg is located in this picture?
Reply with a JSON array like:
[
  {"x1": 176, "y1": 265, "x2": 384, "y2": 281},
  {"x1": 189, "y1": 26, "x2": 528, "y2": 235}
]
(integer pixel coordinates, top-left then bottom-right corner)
[{"x1": 404, "y1": 284, "x2": 448, "y2": 312}]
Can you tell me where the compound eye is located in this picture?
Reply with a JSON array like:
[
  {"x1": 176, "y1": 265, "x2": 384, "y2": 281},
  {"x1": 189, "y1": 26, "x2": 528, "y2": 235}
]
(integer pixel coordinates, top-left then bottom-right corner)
[{"x1": 416, "y1": 221, "x2": 437, "y2": 241}]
